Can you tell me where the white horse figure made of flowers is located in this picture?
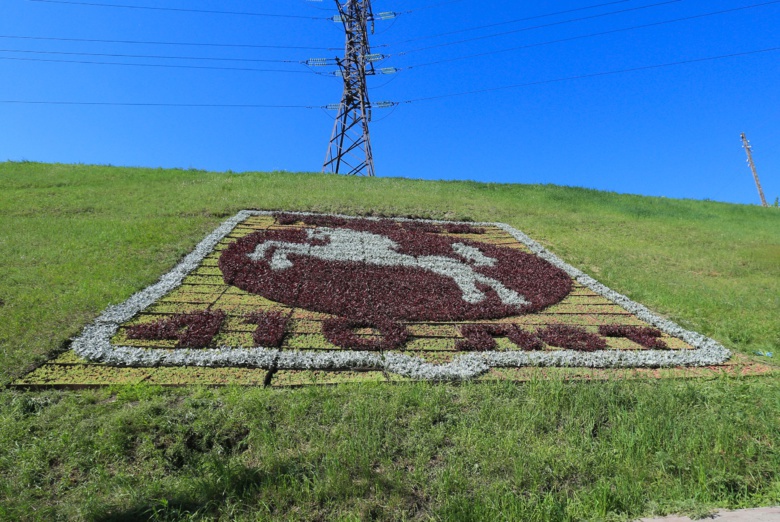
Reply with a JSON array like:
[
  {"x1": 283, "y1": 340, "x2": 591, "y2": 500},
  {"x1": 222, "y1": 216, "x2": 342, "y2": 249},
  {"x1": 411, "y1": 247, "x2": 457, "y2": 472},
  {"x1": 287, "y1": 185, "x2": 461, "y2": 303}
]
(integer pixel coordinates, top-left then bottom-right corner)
[{"x1": 248, "y1": 227, "x2": 528, "y2": 306}]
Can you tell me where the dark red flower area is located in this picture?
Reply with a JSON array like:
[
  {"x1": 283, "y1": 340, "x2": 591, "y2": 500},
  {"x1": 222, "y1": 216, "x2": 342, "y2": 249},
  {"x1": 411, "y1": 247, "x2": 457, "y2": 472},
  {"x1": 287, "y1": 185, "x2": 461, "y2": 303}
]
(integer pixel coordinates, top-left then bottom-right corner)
[
  {"x1": 220, "y1": 218, "x2": 572, "y2": 322},
  {"x1": 456, "y1": 324, "x2": 545, "y2": 351},
  {"x1": 126, "y1": 310, "x2": 226, "y2": 348},
  {"x1": 397, "y1": 221, "x2": 444, "y2": 234},
  {"x1": 598, "y1": 324, "x2": 668, "y2": 349},
  {"x1": 444, "y1": 223, "x2": 485, "y2": 234},
  {"x1": 456, "y1": 324, "x2": 503, "y2": 351},
  {"x1": 322, "y1": 318, "x2": 409, "y2": 351},
  {"x1": 296, "y1": 215, "x2": 437, "y2": 234},
  {"x1": 275, "y1": 213, "x2": 301, "y2": 225},
  {"x1": 506, "y1": 327, "x2": 545, "y2": 351},
  {"x1": 299, "y1": 214, "x2": 352, "y2": 228},
  {"x1": 244, "y1": 311, "x2": 289, "y2": 347},
  {"x1": 537, "y1": 324, "x2": 607, "y2": 352}
]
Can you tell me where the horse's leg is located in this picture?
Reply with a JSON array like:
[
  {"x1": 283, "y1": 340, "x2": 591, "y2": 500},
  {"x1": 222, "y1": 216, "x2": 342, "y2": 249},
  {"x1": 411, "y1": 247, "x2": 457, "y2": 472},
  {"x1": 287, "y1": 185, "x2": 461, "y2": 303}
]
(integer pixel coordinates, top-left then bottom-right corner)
[
  {"x1": 451, "y1": 242, "x2": 496, "y2": 267},
  {"x1": 451, "y1": 275, "x2": 485, "y2": 303},
  {"x1": 247, "y1": 241, "x2": 281, "y2": 261},
  {"x1": 269, "y1": 244, "x2": 314, "y2": 270},
  {"x1": 422, "y1": 256, "x2": 528, "y2": 306},
  {"x1": 474, "y1": 274, "x2": 528, "y2": 306},
  {"x1": 248, "y1": 242, "x2": 310, "y2": 271},
  {"x1": 419, "y1": 258, "x2": 488, "y2": 303}
]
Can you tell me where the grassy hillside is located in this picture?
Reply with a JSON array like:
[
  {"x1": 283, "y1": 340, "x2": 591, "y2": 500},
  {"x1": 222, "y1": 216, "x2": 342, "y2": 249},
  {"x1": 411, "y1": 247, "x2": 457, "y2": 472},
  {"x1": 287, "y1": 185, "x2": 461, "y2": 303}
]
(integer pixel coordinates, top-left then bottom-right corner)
[{"x1": 1, "y1": 162, "x2": 779, "y2": 520}]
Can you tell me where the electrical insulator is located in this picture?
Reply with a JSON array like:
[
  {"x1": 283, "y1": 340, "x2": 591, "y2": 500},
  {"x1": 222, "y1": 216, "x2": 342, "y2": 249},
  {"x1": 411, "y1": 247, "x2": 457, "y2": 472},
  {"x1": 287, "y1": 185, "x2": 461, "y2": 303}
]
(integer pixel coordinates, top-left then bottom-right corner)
[{"x1": 305, "y1": 58, "x2": 330, "y2": 66}]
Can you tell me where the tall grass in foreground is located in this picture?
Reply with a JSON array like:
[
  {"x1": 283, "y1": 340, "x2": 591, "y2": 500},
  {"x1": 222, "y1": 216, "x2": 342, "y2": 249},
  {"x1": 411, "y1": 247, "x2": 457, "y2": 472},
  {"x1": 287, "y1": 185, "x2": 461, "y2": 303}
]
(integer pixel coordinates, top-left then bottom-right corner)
[
  {"x1": 2, "y1": 378, "x2": 779, "y2": 521},
  {"x1": 1, "y1": 162, "x2": 779, "y2": 520}
]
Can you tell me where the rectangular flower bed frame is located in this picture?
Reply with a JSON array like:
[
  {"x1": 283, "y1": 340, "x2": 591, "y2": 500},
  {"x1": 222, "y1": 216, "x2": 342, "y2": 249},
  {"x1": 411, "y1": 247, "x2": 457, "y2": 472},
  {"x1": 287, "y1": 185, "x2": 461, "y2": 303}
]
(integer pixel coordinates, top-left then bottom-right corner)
[{"x1": 57, "y1": 210, "x2": 732, "y2": 383}]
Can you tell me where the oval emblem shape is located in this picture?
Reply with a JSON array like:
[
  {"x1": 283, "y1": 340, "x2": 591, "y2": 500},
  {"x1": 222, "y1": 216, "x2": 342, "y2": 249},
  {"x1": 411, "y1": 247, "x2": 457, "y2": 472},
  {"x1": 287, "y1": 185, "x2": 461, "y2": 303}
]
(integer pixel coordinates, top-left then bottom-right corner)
[{"x1": 219, "y1": 220, "x2": 572, "y2": 321}]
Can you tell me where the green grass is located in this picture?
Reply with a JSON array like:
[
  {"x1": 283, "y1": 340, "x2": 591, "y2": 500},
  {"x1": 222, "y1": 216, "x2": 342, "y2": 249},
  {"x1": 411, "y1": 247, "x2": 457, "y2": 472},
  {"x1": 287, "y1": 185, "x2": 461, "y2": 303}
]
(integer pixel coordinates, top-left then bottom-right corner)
[
  {"x1": 2, "y1": 380, "x2": 779, "y2": 521},
  {"x1": 1, "y1": 161, "x2": 779, "y2": 520}
]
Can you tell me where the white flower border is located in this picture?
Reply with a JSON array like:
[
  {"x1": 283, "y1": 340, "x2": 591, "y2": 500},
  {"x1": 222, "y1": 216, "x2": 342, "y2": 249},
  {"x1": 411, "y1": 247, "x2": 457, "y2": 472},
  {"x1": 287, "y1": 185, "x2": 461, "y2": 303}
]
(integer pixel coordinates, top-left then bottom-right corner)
[{"x1": 71, "y1": 210, "x2": 731, "y2": 381}]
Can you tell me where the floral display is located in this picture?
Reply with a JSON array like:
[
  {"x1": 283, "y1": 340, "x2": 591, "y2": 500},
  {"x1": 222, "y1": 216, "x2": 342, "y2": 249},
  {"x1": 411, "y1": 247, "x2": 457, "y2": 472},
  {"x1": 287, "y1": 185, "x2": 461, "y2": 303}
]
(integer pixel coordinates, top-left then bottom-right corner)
[
  {"x1": 598, "y1": 324, "x2": 668, "y2": 349},
  {"x1": 58, "y1": 210, "x2": 733, "y2": 385},
  {"x1": 322, "y1": 318, "x2": 409, "y2": 351},
  {"x1": 443, "y1": 223, "x2": 485, "y2": 234},
  {"x1": 537, "y1": 324, "x2": 607, "y2": 352},
  {"x1": 244, "y1": 311, "x2": 289, "y2": 348},
  {"x1": 455, "y1": 324, "x2": 505, "y2": 351},
  {"x1": 126, "y1": 310, "x2": 225, "y2": 348},
  {"x1": 218, "y1": 218, "x2": 572, "y2": 321},
  {"x1": 456, "y1": 324, "x2": 544, "y2": 352}
]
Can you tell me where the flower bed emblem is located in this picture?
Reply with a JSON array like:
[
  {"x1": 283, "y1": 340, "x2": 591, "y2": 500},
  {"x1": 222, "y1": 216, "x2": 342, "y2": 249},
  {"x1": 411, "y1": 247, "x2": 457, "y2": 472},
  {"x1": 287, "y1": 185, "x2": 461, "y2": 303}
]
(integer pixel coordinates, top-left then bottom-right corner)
[
  {"x1": 249, "y1": 227, "x2": 528, "y2": 306},
  {"x1": 44, "y1": 210, "x2": 735, "y2": 386},
  {"x1": 218, "y1": 220, "x2": 572, "y2": 322}
]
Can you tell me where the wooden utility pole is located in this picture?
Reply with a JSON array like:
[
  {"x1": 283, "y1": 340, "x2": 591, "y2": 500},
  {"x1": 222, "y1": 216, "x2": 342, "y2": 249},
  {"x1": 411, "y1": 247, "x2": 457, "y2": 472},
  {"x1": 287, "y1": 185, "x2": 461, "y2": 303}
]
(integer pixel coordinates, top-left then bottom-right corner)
[{"x1": 741, "y1": 133, "x2": 768, "y2": 207}]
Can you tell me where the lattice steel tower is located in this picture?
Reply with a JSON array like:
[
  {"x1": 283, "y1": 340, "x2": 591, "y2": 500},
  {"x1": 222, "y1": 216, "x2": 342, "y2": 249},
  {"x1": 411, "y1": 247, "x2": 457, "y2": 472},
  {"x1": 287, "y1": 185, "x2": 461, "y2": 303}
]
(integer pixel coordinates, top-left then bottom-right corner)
[{"x1": 323, "y1": 0, "x2": 376, "y2": 176}]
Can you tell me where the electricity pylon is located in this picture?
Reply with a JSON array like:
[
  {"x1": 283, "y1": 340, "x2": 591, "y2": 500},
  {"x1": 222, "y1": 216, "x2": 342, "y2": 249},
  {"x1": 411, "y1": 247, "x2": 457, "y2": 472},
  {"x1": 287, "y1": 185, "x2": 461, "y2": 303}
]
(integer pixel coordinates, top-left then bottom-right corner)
[
  {"x1": 323, "y1": 0, "x2": 376, "y2": 176},
  {"x1": 741, "y1": 133, "x2": 768, "y2": 207}
]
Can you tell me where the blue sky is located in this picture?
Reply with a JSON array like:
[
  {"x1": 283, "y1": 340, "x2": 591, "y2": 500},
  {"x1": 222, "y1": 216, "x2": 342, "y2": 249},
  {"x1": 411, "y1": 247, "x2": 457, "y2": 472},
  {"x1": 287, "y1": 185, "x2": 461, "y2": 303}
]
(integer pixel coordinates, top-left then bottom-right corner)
[{"x1": 1, "y1": 0, "x2": 778, "y2": 204}]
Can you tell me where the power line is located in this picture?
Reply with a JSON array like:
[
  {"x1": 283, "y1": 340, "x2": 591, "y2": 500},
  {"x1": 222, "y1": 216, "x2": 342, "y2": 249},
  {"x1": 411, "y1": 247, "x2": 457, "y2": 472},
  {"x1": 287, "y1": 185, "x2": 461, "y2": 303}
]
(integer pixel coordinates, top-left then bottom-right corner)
[
  {"x1": 7, "y1": 2, "x2": 772, "y2": 76},
  {"x1": 402, "y1": 46, "x2": 780, "y2": 103},
  {"x1": 0, "y1": 34, "x2": 337, "y2": 51},
  {"x1": 26, "y1": 0, "x2": 327, "y2": 20},
  {"x1": 0, "y1": 55, "x2": 316, "y2": 73},
  {"x1": 0, "y1": 100, "x2": 321, "y2": 108},
  {"x1": 395, "y1": 0, "x2": 681, "y2": 56},
  {"x1": 403, "y1": 1, "x2": 780, "y2": 70},
  {"x1": 390, "y1": 0, "x2": 631, "y2": 46},
  {"x1": 4, "y1": 47, "x2": 776, "y2": 110},
  {"x1": 0, "y1": 48, "x2": 302, "y2": 64},
  {"x1": 6, "y1": 2, "x2": 666, "y2": 60}
]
